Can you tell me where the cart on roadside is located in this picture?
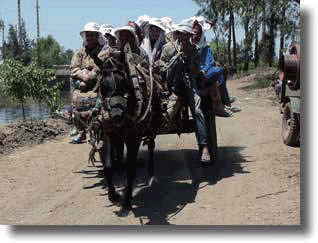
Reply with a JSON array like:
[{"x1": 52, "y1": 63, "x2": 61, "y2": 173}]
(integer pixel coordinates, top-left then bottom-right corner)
[{"x1": 278, "y1": 44, "x2": 301, "y2": 147}]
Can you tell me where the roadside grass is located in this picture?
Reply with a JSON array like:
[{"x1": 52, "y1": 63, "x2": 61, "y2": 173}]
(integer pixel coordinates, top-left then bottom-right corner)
[{"x1": 238, "y1": 65, "x2": 278, "y2": 90}]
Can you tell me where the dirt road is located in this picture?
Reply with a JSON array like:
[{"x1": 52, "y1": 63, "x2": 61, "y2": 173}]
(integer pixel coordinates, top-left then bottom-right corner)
[{"x1": 0, "y1": 73, "x2": 301, "y2": 225}]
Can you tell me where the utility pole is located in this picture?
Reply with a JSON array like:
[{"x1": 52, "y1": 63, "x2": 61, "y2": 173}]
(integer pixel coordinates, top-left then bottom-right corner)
[
  {"x1": 36, "y1": 0, "x2": 40, "y2": 40},
  {"x1": 36, "y1": 0, "x2": 40, "y2": 64},
  {"x1": 2, "y1": 24, "x2": 4, "y2": 60},
  {"x1": 0, "y1": 17, "x2": 4, "y2": 60},
  {"x1": 17, "y1": 0, "x2": 22, "y2": 46}
]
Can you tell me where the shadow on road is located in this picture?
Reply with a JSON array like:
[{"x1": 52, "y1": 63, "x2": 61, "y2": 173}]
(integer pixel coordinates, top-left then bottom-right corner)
[{"x1": 73, "y1": 145, "x2": 251, "y2": 224}]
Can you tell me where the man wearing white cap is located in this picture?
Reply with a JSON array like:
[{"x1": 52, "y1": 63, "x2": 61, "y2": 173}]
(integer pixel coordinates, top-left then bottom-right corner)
[
  {"x1": 136, "y1": 15, "x2": 170, "y2": 66},
  {"x1": 99, "y1": 24, "x2": 118, "y2": 48},
  {"x1": 113, "y1": 25, "x2": 140, "y2": 54},
  {"x1": 70, "y1": 22, "x2": 107, "y2": 144},
  {"x1": 159, "y1": 23, "x2": 215, "y2": 164},
  {"x1": 189, "y1": 17, "x2": 238, "y2": 115}
]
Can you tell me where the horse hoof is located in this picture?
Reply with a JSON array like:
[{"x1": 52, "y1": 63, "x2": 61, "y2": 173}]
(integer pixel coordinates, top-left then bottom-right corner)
[
  {"x1": 116, "y1": 204, "x2": 133, "y2": 217},
  {"x1": 108, "y1": 190, "x2": 121, "y2": 204}
]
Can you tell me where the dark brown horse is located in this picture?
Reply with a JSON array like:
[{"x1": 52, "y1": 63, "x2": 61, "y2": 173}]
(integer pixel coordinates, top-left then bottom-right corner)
[
  {"x1": 96, "y1": 45, "x2": 160, "y2": 216},
  {"x1": 95, "y1": 43, "x2": 216, "y2": 216}
]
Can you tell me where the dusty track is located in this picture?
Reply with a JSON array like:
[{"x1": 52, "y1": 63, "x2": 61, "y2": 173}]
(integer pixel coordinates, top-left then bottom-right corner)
[{"x1": 0, "y1": 73, "x2": 301, "y2": 225}]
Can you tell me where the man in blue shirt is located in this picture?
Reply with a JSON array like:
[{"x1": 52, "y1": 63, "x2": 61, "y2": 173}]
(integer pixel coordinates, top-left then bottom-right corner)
[{"x1": 191, "y1": 19, "x2": 238, "y2": 116}]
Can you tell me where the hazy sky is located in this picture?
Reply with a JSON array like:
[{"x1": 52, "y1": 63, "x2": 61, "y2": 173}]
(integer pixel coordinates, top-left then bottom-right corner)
[
  {"x1": 0, "y1": 0, "x2": 306, "y2": 56},
  {"x1": 0, "y1": 0, "x2": 206, "y2": 51}
]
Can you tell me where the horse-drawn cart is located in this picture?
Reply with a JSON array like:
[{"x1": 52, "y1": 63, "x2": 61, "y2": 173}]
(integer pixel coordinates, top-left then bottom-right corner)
[{"x1": 56, "y1": 45, "x2": 217, "y2": 216}]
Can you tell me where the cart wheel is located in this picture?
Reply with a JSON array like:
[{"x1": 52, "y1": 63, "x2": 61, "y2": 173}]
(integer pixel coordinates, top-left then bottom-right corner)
[{"x1": 282, "y1": 102, "x2": 300, "y2": 146}]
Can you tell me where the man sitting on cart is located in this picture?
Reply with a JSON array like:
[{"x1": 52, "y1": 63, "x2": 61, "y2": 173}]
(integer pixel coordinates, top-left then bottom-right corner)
[{"x1": 159, "y1": 22, "x2": 217, "y2": 164}]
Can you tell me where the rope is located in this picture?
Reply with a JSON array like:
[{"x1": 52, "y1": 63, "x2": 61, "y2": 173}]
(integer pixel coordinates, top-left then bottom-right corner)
[{"x1": 136, "y1": 56, "x2": 154, "y2": 124}]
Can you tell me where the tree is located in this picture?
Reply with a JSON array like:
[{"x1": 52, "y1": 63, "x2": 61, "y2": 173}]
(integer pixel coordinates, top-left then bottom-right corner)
[
  {"x1": 0, "y1": 58, "x2": 27, "y2": 118},
  {"x1": 193, "y1": 0, "x2": 300, "y2": 70},
  {"x1": 5, "y1": 20, "x2": 32, "y2": 65},
  {"x1": 0, "y1": 18, "x2": 3, "y2": 32},
  {"x1": 277, "y1": 0, "x2": 300, "y2": 54},
  {"x1": 32, "y1": 35, "x2": 73, "y2": 67},
  {"x1": 210, "y1": 39, "x2": 227, "y2": 61},
  {"x1": 194, "y1": 0, "x2": 242, "y2": 72},
  {"x1": 0, "y1": 58, "x2": 63, "y2": 119},
  {"x1": 19, "y1": 19, "x2": 33, "y2": 65},
  {"x1": 59, "y1": 48, "x2": 74, "y2": 65},
  {"x1": 5, "y1": 24, "x2": 21, "y2": 59},
  {"x1": 238, "y1": 0, "x2": 263, "y2": 70}
]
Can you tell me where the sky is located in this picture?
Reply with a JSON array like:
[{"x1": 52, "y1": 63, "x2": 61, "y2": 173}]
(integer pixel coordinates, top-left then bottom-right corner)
[
  {"x1": 0, "y1": 0, "x2": 303, "y2": 57},
  {"x1": 0, "y1": 0, "x2": 207, "y2": 51}
]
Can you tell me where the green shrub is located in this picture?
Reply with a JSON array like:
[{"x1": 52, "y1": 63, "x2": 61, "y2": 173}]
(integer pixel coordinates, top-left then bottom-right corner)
[{"x1": 0, "y1": 58, "x2": 64, "y2": 119}]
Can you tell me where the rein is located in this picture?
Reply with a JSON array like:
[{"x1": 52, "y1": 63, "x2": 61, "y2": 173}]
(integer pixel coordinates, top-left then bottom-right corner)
[
  {"x1": 123, "y1": 43, "x2": 154, "y2": 124},
  {"x1": 91, "y1": 44, "x2": 154, "y2": 125},
  {"x1": 136, "y1": 55, "x2": 154, "y2": 125}
]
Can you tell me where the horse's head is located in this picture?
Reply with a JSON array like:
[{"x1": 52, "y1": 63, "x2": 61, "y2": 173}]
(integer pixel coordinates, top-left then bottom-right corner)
[{"x1": 98, "y1": 48, "x2": 132, "y2": 127}]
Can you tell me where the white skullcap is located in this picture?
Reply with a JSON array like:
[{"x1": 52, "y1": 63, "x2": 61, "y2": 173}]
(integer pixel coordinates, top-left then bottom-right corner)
[
  {"x1": 136, "y1": 15, "x2": 167, "y2": 31},
  {"x1": 173, "y1": 23, "x2": 195, "y2": 34},
  {"x1": 113, "y1": 25, "x2": 139, "y2": 46},
  {"x1": 80, "y1": 22, "x2": 101, "y2": 37},
  {"x1": 99, "y1": 24, "x2": 116, "y2": 37},
  {"x1": 80, "y1": 22, "x2": 106, "y2": 46},
  {"x1": 180, "y1": 16, "x2": 212, "y2": 31}
]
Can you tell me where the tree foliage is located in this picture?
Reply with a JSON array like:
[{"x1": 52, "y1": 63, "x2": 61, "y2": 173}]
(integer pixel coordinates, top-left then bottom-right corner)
[
  {"x1": 4, "y1": 20, "x2": 33, "y2": 65},
  {"x1": 193, "y1": 0, "x2": 300, "y2": 69},
  {"x1": 209, "y1": 39, "x2": 227, "y2": 61},
  {"x1": 0, "y1": 58, "x2": 64, "y2": 119},
  {"x1": 31, "y1": 35, "x2": 73, "y2": 68},
  {"x1": 2, "y1": 21, "x2": 73, "y2": 67},
  {"x1": 0, "y1": 18, "x2": 3, "y2": 29},
  {"x1": 0, "y1": 17, "x2": 73, "y2": 121}
]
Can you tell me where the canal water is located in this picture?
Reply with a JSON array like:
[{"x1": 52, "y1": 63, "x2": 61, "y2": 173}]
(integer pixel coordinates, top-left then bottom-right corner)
[{"x1": 0, "y1": 91, "x2": 71, "y2": 125}]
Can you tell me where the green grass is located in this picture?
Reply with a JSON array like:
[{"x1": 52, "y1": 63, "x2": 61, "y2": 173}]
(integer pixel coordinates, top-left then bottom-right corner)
[{"x1": 239, "y1": 66, "x2": 278, "y2": 90}]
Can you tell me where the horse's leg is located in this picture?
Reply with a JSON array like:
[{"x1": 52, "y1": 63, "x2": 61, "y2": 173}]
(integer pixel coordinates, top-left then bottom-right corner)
[
  {"x1": 147, "y1": 135, "x2": 158, "y2": 187},
  {"x1": 112, "y1": 138, "x2": 125, "y2": 172},
  {"x1": 120, "y1": 136, "x2": 141, "y2": 216},
  {"x1": 204, "y1": 109, "x2": 218, "y2": 164},
  {"x1": 101, "y1": 134, "x2": 121, "y2": 204},
  {"x1": 88, "y1": 144, "x2": 97, "y2": 166}
]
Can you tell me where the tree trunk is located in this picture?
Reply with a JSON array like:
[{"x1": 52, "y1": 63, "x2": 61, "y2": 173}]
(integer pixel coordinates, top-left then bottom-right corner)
[
  {"x1": 228, "y1": 23, "x2": 232, "y2": 67},
  {"x1": 279, "y1": 34, "x2": 284, "y2": 55},
  {"x1": 254, "y1": 14, "x2": 259, "y2": 67},
  {"x1": 21, "y1": 100, "x2": 26, "y2": 120},
  {"x1": 243, "y1": 17, "x2": 250, "y2": 72},
  {"x1": 279, "y1": 5, "x2": 286, "y2": 55},
  {"x1": 223, "y1": 37, "x2": 227, "y2": 64},
  {"x1": 262, "y1": 0, "x2": 267, "y2": 66},
  {"x1": 216, "y1": 38, "x2": 219, "y2": 57},
  {"x1": 213, "y1": 28, "x2": 219, "y2": 57},
  {"x1": 231, "y1": 11, "x2": 237, "y2": 72},
  {"x1": 269, "y1": 3, "x2": 275, "y2": 67}
]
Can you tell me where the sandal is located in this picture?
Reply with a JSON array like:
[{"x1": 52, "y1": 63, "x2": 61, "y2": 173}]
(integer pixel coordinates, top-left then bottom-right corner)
[
  {"x1": 71, "y1": 135, "x2": 82, "y2": 144},
  {"x1": 215, "y1": 106, "x2": 233, "y2": 117},
  {"x1": 229, "y1": 96, "x2": 237, "y2": 103},
  {"x1": 71, "y1": 133, "x2": 86, "y2": 144}
]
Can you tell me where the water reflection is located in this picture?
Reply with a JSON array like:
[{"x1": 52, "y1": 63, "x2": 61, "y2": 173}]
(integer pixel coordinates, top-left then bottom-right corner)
[
  {"x1": 0, "y1": 91, "x2": 71, "y2": 124},
  {"x1": 0, "y1": 103, "x2": 50, "y2": 124}
]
